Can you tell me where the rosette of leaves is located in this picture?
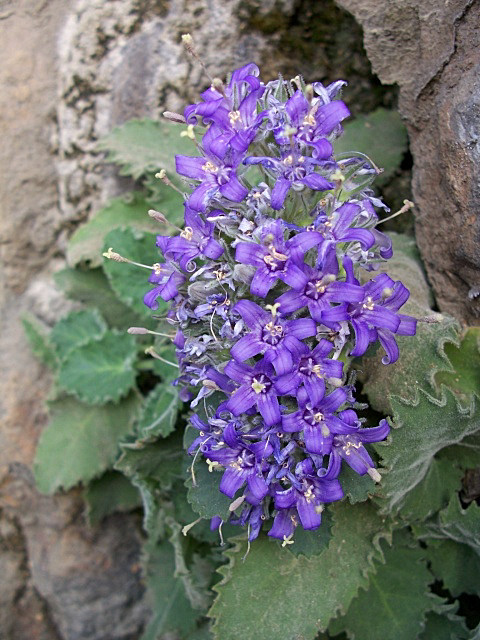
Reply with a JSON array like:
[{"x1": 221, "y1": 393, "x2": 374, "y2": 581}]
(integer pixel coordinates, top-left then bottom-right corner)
[{"x1": 25, "y1": 82, "x2": 480, "y2": 640}]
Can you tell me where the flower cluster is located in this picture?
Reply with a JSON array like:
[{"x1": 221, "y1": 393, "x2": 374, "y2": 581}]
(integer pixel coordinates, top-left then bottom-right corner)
[{"x1": 144, "y1": 64, "x2": 416, "y2": 543}]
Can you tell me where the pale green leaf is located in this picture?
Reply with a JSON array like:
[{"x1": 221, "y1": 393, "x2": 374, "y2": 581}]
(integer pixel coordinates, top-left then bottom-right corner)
[
  {"x1": 376, "y1": 388, "x2": 480, "y2": 515},
  {"x1": 54, "y1": 267, "x2": 146, "y2": 330},
  {"x1": 58, "y1": 330, "x2": 138, "y2": 404},
  {"x1": 419, "y1": 610, "x2": 470, "y2": 640},
  {"x1": 416, "y1": 498, "x2": 480, "y2": 555},
  {"x1": 209, "y1": 502, "x2": 392, "y2": 640},
  {"x1": 98, "y1": 118, "x2": 198, "y2": 180},
  {"x1": 328, "y1": 541, "x2": 434, "y2": 640},
  {"x1": 66, "y1": 193, "x2": 159, "y2": 268},
  {"x1": 84, "y1": 471, "x2": 141, "y2": 525},
  {"x1": 22, "y1": 313, "x2": 58, "y2": 369},
  {"x1": 186, "y1": 458, "x2": 232, "y2": 522},
  {"x1": 339, "y1": 463, "x2": 376, "y2": 504},
  {"x1": 335, "y1": 108, "x2": 408, "y2": 185},
  {"x1": 50, "y1": 309, "x2": 107, "y2": 360},
  {"x1": 426, "y1": 539, "x2": 480, "y2": 597},
  {"x1": 282, "y1": 509, "x2": 333, "y2": 557},
  {"x1": 135, "y1": 383, "x2": 180, "y2": 443},
  {"x1": 436, "y1": 327, "x2": 480, "y2": 404},
  {"x1": 141, "y1": 539, "x2": 199, "y2": 640},
  {"x1": 102, "y1": 227, "x2": 163, "y2": 317},
  {"x1": 34, "y1": 394, "x2": 139, "y2": 493},
  {"x1": 394, "y1": 455, "x2": 463, "y2": 522}
]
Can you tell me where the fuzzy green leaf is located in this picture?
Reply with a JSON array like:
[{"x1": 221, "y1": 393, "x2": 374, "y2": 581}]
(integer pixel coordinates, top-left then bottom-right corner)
[
  {"x1": 66, "y1": 193, "x2": 159, "y2": 268},
  {"x1": 282, "y1": 509, "x2": 333, "y2": 557},
  {"x1": 328, "y1": 541, "x2": 434, "y2": 640},
  {"x1": 426, "y1": 539, "x2": 480, "y2": 597},
  {"x1": 141, "y1": 539, "x2": 199, "y2": 640},
  {"x1": 186, "y1": 458, "x2": 232, "y2": 522},
  {"x1": 98, "y1": 118, "x2": 198, "y2": 180},
  {"x1": 135, "y1": 383, "x2": 180, "y2": 442},
  {"x1": 50, "y1": 309, "x2": 107, "y2": 360},
  {"x1": 58, "y1": 330, "x2": 138, "y2": 404},
  {"x1": 436, "y1": 327, "x2": 480, "y2": 404},
  {"x1": 416, "y1": 498, "x2": 480, "y2": 555},
  {"x1": 22, "y1": 313, "x2": 58, "y2": 369},
  {"x1": 209, "y1": 502, "x2": 391, "y2": 640},
  {"x1": 102, "y1": 227, "x2": 162, "y2": 317},
  {"x1": 339, "y1": 464, "x2": 376, "y2": 504},
  {"x1": 151, "y1": 341, "x2": 179, "y2": 382},
  {"x1": 376, "y1": 388, "x2": 480, "y2": 516},
  {"x1": 394, "y1": 455, "x2": 463, "y2": 522},
  {"x1": 54, "y1": 267, "x2": 145, "y2": 330},
  {"x1": 84, "y1": 471, "x2": 141, "y2": 525},
  {"x1": 34, "y1": 394, "x2": 139, "y2": 493},
  {"x1": 335, "y1": 108, "x2": 408, "y2": 185},
  {"x1": 144, "y1": 173, "x2": 185, "y2": 227},
  {"x1": 419, "y1": 610, "x2": 470, "y2": 640}
]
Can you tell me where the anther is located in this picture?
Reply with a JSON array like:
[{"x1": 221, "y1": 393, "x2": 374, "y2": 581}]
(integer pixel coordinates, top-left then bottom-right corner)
[
  {"x1": 128, "y1": 327, "x2": 174, "y2": 339},
  {"x1": 229, "y1": 495, "x2": 245, "y2": 512},
  {"x1": 163, "y1": 110, "x2": 187, "y2": 124},
  {"x1": 281, "y1": 534, "x2": 294, "y2": 547},
  {"x1": 180, "y1": 124, "x2": 196, "y2": 140},
  {"x1": 367, "y1": 467, "x2": 382, "y2": 483},
  {"x1": 182, "y1": 517, "x2": 202, "y2": 536},
  {"x1": 144, "y1": 346, "x2": 179, "y2": 368}
]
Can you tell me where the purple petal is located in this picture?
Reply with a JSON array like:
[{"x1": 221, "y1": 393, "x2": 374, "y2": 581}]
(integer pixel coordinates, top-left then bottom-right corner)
[
  {"x1": 226, "y1": 385, "x2": 256, "y2": 415},
  {"x1": 230, "y1": 335, "x2": 264, "y2": 362},
  {"x1": 303, "y1": 376, "x2": 326, "y2": 405},
  {"x1": 302, "y1": 173, "x2": 334, "y2": 191},
  {"x1": 247, "y1": 474, "x2": 269, "y2": 501},
  {"x1": 219, "y1": 175, "x2": 248, "y2": 202},
  {"x1": 274, "y1": 488, "x2": 296, "y2": 509},
  {"x1": 175, "y1": 155, "x2": 205, "y2": 179},
  {"x1": 282, "y1": 410, "x2": 304, "y2": 433},
  {"x1": 235, "y1": 242, "x2": 265, "y2": 266},
  {"x1": 271, "y1": 178, "x2": 291, "y2": 210},
  {"x1": 281, "y1": 263, "x2": 309, "y2": 290},
  {"x1": 219, "y1": 468, "x2": 245, "y2": 498},
  {"x1": 396, "y1": 315, "x2": 417, "y2": 336},
  {"x1": 358, "y1": 419, "x2": 390, "y2": 443},
  {"x1": 361, "y1": 307, "x2": 400, "y2": 332},
  {"x1": 257, "y1": 392, "x2": 281, "y2": 427},
  {"x1": 233, "y1": 300, "x2": 269, "y2": 329},
  {"x1": 349, "y1": 320, "x2": 372, "y2": 357},
  {"x1": 321, "y1": 388, "x2": 348, "y2": 413},
  {"x1": 288, "y1": 318, "x2": 317, "y2": 339},
  {"x1": 315, "y1": 100, "x2": 350, "y2": 135},
  {"x1": 224, "y1": 360, "x2": 251, "y2": 383},
  {"x1": 304, "y1": 424, "x2": 332, "y2": 455},
  {"x1": 296, "y1": 496, "x2": 322, "y2": 530},
  {"x1": 250, "y1": 268, "x2": 276, "y2": 298},
  {"x1": 377, "y1": 329, "x2": 400, "y2": 364},
  {"x1": 188, "y1": 182, "x2": 216, "y2": 212},
  {"x1": 268, "y1": 509, "x2": 295, "y2": 539}
]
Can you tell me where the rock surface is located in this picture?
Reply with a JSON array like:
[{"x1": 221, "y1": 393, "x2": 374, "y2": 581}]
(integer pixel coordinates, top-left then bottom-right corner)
[{"x1": 337, "y1": 0, "x2": 480, "y2": 323}]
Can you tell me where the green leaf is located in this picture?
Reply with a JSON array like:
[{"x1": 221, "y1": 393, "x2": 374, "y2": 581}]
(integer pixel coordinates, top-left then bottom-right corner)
[
  {"x1": 335, "y1": 108, "x2": 408, "y2": 186},
  {"x1": 339, "y1": 463, "x2": 376, "y2": 504},
  {"x1": 151, "y1": 340, "x2": 179, "y2": 382},
  {"x1": 58, "y1": 330, "x2": 138, "y2": 404},
  {"x1": 141, "y1": 539, "x2": 199, "y2": 640},
  {"x1": 186, "y1": 458, "x2": 232, "y2": 522},
  {"x1": 282, "y1": 509, "x2": 333, "y2": 557},
  {"x1": 419, "y1": 609, "x2": 470, "y2": 640},
  {"x1": 209, "y1": 502, "x2": 391, "y2": 640},
  {"x1": 394, "y1": 455, "x2": 463, "y2": 522},
  {"x1": 54, "y1": 267, "x2": 145, "y2": 330},
  {"x1": 34, "y1": 394, "x2": 139, "y2": 493},
  {"x1": 116, "y1": 435, "x2": 184, "y2": 488},
  {"x1": 50, "y1": 309, "x2": 107, "y2": 360},
  {"x1": 426, "y1": 539, "x2": 480, "y2": 597},
  {"x1": 416, "y1": 497, "x2": 480, "y2": 555},
  {"x1": 144, "y1": 173, "x2": 185, "y2": 228},
  {"x1": 22, "y1": 313, "x2": 58, "y2": 369},
  {"x1": 66, "y1": 193, "x2": 159, "y2": 268},
  {"x1": 135, "y1": 383, "x2": 180, "y2": 443},
  {"x1": 102, "y1": 227, "x2": 163, "y2": 317},
  {"x1": 84, "y1": 471, "x2": 141, "y2": 525},
  {"x1": 98, "y1": 118, "x2": 198, "y2": 180},
  {"x1": 436, "y1": 327, "x2": 480, "y2": 404},
  {"x1": 328, "y1": 540, "x2": 434, "y2": 640},
  {"x1": 376, "y1": 388, "x2": 480, "y2": 515}
]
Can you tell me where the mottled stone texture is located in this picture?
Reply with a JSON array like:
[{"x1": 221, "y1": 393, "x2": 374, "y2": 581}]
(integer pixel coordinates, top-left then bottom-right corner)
[{"x1": 337, "y1": 0, "x2": 480, "y2": 323}]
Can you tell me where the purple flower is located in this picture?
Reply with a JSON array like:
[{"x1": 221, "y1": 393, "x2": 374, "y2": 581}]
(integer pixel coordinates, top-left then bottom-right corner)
[
  {"x1": 273, "y1": 88, "x2": 350, "y2": 157},
  {"x1": 230, "y1": 299, "x2": 316, "y2": 373},
  {"x1": 275, "y1": 339, "x2": 344, "y2": 404},
  {"x1": 156, "y1": 207, "x2": 223, "y2": 270},
  {"x1": 143, "y1": 264, "x2": 186, "y2": 309},
  {"x1": 175, "y1": 126, "x2": 248, "y2": 212},
  {"x1": 347, "y1": 273, "x2": 417, "y2": 364},
  {"x1": 244, "y1": 148, "x2": 334, "y2": 210},
  {"x1": 281, "y1": 388, "x2": 358, "y2": 455},
  {"x1": 332, "y1": 419, "x2": 390, "y2": 477},
  {"x1": 235, "y1": 220, "x2": 322, "y2": 297},
  {"x1": 275, "y1": 263, "x2": 364, "y2": 323},
  {"x1": 224, "y1": 360, "x2": 281, "y2": 427}
]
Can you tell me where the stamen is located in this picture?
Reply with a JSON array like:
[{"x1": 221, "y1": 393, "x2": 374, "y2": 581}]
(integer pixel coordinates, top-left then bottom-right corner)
[
  {"x1": 181, "y1": 33, "x2": 213, "y2": 82},
  {"x1": 163, "y1": 110, "x2": 186, "y2": 124},
  {"x1": 180, "y1": 124, "x2": 196, "y2": 140},
  {"x1": 144, "y1": 346, "x2": 179, "y2": 367},
  {"x1": 281, "y1": 534, "x2": 294, "y2": 547},
  {"x1": 377, "y1": 199, "x2": 414, "y2": 225},
  {"x1": 155, "y1": 170, "x2": 185, "y2": 196},
  {"x1": 102, "y1": 248, "x2": 158, "y2": 271},
  {"x1": 206, "y1": 458, "x2": 220, "y2": 472},
  {"x1": 127, "y1": 327, "x2": 174, "y2": 339},
  {"x1": 251, "y1": 379, "x2": 266, "y2": 394},
  {"x1": 265, "y1": 302, "x2": 281, "y2": 317},
  {"x1": 182, "y1": 517, "x2": 202, "y2": 536}
]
